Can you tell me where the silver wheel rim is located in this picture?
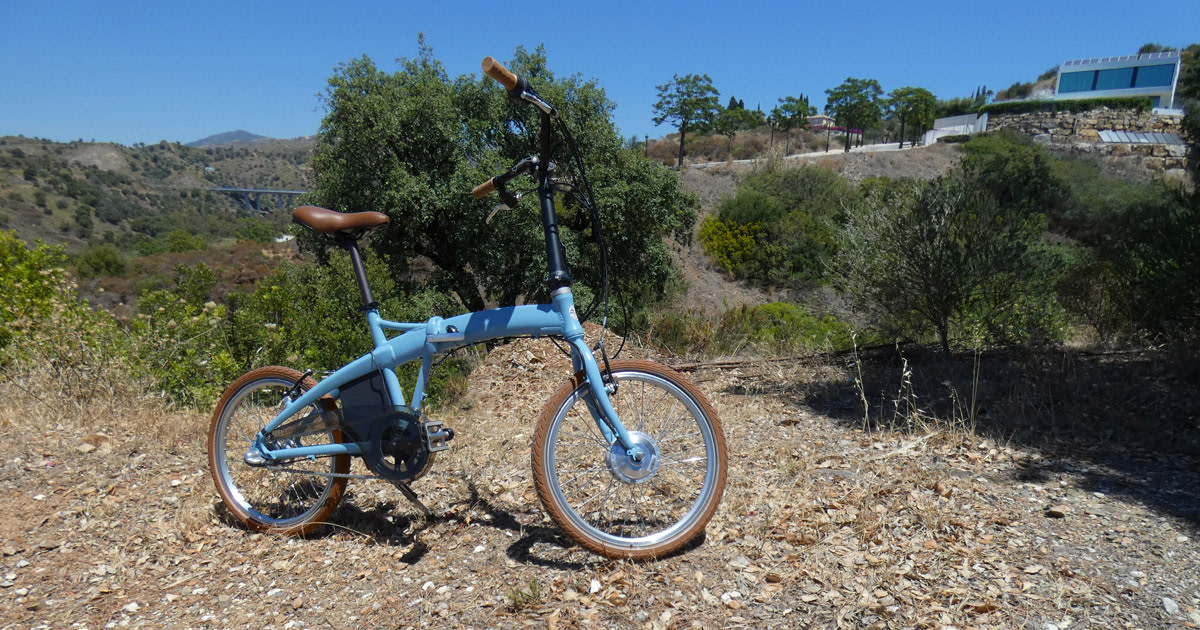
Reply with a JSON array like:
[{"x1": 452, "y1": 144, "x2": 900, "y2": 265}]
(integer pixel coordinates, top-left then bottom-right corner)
[
  {"x1": 543, "y1": 370, "x2": 719, "y2": 550},
  {"x1": 213, "y1": 377, "x2": 338, "y2": 527}
]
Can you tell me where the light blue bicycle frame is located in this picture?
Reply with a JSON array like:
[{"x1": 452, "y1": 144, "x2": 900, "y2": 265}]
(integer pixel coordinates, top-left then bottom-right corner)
[{"x1": 248, "y1": 287, "x2": 635, "y2": 462}]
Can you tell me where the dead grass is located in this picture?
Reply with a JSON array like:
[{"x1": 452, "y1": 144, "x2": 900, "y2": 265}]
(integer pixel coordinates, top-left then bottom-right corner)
[{"x1": 2, "y1": 339, "x2": 1198, "y2": 628}]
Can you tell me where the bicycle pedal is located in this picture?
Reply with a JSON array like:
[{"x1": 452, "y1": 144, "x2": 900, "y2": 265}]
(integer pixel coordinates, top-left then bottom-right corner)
[{"x1": 422, "y1": 419, "x2": 453, "y2": 453}]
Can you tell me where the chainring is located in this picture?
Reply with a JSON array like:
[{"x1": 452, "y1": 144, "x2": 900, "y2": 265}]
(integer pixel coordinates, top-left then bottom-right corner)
[{"x1": 360, "y1": 411, "x2": 434, "y2": 482}]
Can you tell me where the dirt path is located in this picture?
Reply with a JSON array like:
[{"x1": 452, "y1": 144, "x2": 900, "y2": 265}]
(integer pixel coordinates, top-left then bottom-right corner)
[{"x1": 2, "y1": 339, "x2": 1198, "y2": 629}]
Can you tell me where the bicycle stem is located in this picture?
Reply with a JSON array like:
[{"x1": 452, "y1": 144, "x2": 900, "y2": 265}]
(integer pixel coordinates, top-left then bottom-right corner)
[{"x1": 537, "y1": 110, "x2": 572, "y2": 291}]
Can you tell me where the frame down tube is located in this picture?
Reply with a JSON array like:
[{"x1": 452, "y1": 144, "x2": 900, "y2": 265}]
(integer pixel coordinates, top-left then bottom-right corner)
[{"x1": 254, "y1": 299, "x2": 636, "y2": 461}]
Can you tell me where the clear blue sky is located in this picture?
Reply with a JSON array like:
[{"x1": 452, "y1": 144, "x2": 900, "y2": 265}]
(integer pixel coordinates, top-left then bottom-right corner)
[{"x1": 2, "y1": 0, "x2": 1197, "y2": 146}]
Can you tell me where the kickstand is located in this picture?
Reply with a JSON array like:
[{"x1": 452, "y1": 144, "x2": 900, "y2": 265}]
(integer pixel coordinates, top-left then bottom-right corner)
[{"x1": 390, "y1": 480, "x2": 434, "y2": 517}]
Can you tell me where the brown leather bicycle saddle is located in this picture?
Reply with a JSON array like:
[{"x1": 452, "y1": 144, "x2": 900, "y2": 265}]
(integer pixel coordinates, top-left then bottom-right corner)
[{"x1": 293, "y1": 205, "x2": 389, "y2": 234}]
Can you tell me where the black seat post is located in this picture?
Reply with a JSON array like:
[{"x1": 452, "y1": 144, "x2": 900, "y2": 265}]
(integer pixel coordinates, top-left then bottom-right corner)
[{"x1": 337, "y1": 237, "x2": 376, "y2": 311}]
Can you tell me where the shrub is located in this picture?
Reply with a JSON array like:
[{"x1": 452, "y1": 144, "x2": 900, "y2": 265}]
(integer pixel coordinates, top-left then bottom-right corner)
[
  {"x1": 937, "y1": 134, "x2": 972, "y2": 144},
  {"x1": 648, "y1": 311, "x2": 713, "y2": 356},
  {"x1": 713, "y1": 302, "x2": 854, "y2": 355},
  {"x1": 839, "y1": 174, "x2": 1063, "y2": 353},
  {"x1": 703, "y1": 164, "x2": 857, "y2": 287},
  {"x1": 698, "y1": 215, "x2": 761, "y2": 273},
  {"x1": 75, "y1": 243, "x2": 128, "y2": 279},
  {"x1": 165, "y1": 229, "x2": 207, "y2": 253}
]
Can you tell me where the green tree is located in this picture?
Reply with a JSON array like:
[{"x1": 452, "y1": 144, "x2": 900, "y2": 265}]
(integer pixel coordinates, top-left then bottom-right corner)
[
  {"x1": 776, "y1": 95, "x2": 812, "y2": 155},
  {"x1": 308, "y1": 41, "x2": 697, "y2": 315},
  {"x1": 824, "y1": 78, "x2": 884, "y2": 153},
  {"x1": 1179, "y1": 43, "x2": 1200, "y2": 102},
  {"x1": 888, "y1": 86, "x2": 937, "y2": 148},
  {"x1": 840, "y1": 175, "x2": 1060, "y2": 353},
  {"x1": 1137, "y1": 42, "x2": 1176, "y2": 55},
  {"x1": 652, "y1": 74, "x2": 720, "y2": 168},
  {"x1": 713, "y1": 105, "x2": 759, "y2": 157}
]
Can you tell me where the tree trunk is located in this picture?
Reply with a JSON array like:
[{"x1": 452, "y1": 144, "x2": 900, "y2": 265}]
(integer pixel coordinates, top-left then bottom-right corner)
[
  {"x1": 677, "y1": 123, "x2": 687, "y2": 170},
  {"x1": 938, "y1": 321, "x2": 951, "y2": 355},
  {"x1": 898, "y1": 117, "x2": 906, "y2": 149},
  {"x1": 843, "y1": 123, "x2": 851, "y2": 153}
]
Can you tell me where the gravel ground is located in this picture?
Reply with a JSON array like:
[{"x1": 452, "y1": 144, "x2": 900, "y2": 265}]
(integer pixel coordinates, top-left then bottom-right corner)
[{"x1": 2, "y1": 338, "x2": 1199, "y2": 629}]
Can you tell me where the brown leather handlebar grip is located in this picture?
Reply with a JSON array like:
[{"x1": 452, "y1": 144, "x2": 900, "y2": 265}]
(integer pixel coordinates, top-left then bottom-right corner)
[
  {"x1": 472, "y1": 178, "x2": 496, "y2": 199},
  {"x1": 482, "y1": 56, "x2": 519, "y2": 91}
]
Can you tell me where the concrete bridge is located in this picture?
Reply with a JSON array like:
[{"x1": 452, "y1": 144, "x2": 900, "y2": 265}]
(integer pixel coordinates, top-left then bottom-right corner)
[{"x1": 207, "y1": 187, "x2": 309, "y2": 214}]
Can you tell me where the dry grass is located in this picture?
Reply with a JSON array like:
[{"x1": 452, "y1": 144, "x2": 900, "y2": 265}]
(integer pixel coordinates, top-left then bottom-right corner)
[{"x1": 2, "y1": 339, "x2": 1198, "y2": 628}]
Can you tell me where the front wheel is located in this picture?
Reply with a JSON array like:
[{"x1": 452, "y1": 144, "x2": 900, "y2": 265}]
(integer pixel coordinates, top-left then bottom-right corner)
[
  {"x1": 208, "y1": 366, "x2": 350, "y2": 535},
  {"x1": 532, "y1": 360, "x2": 727, "y2": 559}
]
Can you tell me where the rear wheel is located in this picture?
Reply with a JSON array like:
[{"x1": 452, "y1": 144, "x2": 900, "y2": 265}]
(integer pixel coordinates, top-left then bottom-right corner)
[
  {"x1": 532, "y1": 360, "x2": 727, "y2": 559},
  {"x1": 208, "y1": 366, "x2": 349, "y2": 535}
]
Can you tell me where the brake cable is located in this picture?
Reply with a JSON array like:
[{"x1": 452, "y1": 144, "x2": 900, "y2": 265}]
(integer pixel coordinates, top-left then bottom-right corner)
[{"x1": 555, "y1": 117, "x2": 618, "y2": 382}]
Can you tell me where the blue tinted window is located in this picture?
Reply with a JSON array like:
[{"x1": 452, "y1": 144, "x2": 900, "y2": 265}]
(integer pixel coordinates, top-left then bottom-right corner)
[
  {"x1": 1096, "y1": 67, "x2": 1135, "y2": 90},
  {"x1": 1135, "y1": 64, "x2": 1175, "y2": 87},
  {"x1": 1059, "y1": 71, "x2": 1095, "y2": 93}
]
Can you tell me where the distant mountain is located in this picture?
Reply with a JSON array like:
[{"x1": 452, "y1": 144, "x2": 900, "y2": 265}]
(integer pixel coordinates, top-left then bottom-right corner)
[{"x1": 187, "y1": 130, "x2": 268, "y2": 147}]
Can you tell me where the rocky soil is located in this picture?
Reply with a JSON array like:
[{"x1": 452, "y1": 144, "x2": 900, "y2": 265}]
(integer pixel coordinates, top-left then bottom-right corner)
[{"x1": 2, "y1": 336, "x2": 1199, "y2": 629}]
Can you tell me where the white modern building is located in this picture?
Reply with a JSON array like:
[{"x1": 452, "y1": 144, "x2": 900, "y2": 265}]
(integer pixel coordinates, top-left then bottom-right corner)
[{"x1": 1054, "y1": 51, "x2": 1181, "y2": 109}]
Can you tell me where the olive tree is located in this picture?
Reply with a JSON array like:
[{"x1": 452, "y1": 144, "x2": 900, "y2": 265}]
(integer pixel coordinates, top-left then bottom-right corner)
[
  {"x1": 839, "y1": 173, "x2": 1061, "y2": 353},
  {"x1": 306, "y1": 41, "x2": 697, "y2": 317}
]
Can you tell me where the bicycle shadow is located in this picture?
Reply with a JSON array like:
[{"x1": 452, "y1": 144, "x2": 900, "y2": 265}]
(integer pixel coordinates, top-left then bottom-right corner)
[
  {"x1": 214, "y1": 475, "x2": 713, "y2": 567},
  {"x1": 326, "y1": 478, "x2": 607, "y2": 570}
]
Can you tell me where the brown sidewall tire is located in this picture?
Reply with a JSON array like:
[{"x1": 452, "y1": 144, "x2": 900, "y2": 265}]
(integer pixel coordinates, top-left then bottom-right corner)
[
  {"x1": 532, "y1": 359, "x2": 727, "y2": 560},
  {"x1": 208, "y1": 366, "x2": 349, "y2": 536}
]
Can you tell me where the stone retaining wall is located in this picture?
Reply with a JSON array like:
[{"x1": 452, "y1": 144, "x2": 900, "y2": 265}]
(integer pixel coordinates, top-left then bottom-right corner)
[{"x1": 985, "y1": 108, "x2": 1190, "y2": 174}]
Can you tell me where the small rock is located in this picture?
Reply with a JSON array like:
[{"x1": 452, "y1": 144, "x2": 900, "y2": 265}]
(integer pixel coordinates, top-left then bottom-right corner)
[
  {"x1": 589, "y1": 578, "x2": 601, "y2": 594},
  {"x1": 1045, "y1": 505, "x2": 1068, "y2": 518},
  {"x1": 0, "y1": 581, "x2": 12, "y2": 588},
  {"x1": 15, "y1": 560, "x2": 29, "y2": 568},
  {"x1": 122, "y1": 602, "x2": 139, "y2": 613},
  {"x1": 1162, "y1": 597, "x2": 1179, "y2": 616},
  {"x1": 266, "y1": 588, "x2": 284, "y2": 597},
  {"x1": 15, "y1": 588, "x2": 28, "y2": 596},
  {"x1": 422, "y1": 581, "x2": 434, "y2": 591},
  {"x1": 170, "y1": 479, "x2": 182, "y2": 487},
  {"x1": 164, "y1": 594, "x2": 179, "y2": 603},
  {"x1": 292, "y1": 597, "x2": 303, "y2": 610},
  {"x1": 1, "y1": 546, "x2": 17, "y2": 556},
  {"x1": 1176, "y1": 535, "x2": 1190, "y2": 543},
  {"x1": 75, "y1": 443, "x2": 96, "y2": 455},
  {"x1": 37, "y1": 541, "x2": 59, "y2": 551},
  {"x1": 32, "y1": 495, "x2": 45, "y2": 501},
  {"x1": 473, "y1": 545, "x2": 486, "y2": 553}
]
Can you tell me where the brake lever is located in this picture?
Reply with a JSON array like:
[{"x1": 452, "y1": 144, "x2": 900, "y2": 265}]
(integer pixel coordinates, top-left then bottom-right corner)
[{"x1": 486, "y1": 188, "x2": 522, "y2": 224}]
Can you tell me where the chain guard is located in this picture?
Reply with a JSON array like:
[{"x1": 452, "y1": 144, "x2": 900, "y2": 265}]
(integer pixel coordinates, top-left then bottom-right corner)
[{"x1": 360, "y1": 410, "x2": 433, "y2": 482}]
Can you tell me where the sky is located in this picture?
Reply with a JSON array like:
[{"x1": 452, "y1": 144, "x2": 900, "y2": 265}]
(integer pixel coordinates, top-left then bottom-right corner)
[{"x1": 2, "y1": 0, "x2": 1198, "y2": 146}]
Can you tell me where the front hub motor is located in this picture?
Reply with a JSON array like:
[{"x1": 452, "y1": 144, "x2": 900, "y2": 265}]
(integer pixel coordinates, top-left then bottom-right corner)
[{"x1": 607, "y1": 431, "x2": 660, "y2": 484}]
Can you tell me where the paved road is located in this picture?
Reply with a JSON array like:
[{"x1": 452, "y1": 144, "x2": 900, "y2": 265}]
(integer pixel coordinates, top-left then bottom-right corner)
[{"x1": 689, "y1": 140, "x2": 919, "y2": 169}]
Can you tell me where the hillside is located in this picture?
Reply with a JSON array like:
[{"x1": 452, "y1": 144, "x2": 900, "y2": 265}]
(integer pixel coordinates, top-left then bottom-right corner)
[
  {"x1": 0, "y1": 135, "x2": 314, "y2": 251},
  {"x1": 186, "y1": 130, "x2": 267, "y2": 147}
]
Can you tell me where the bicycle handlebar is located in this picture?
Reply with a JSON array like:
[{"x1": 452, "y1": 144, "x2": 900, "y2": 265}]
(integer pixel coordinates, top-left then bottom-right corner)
[
  {"x1": 471, "y1": 178, "x2": 496, "y2": 200},
  {"x1": 482, "y1": 56, "x2": 519, "y2": 91}
]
